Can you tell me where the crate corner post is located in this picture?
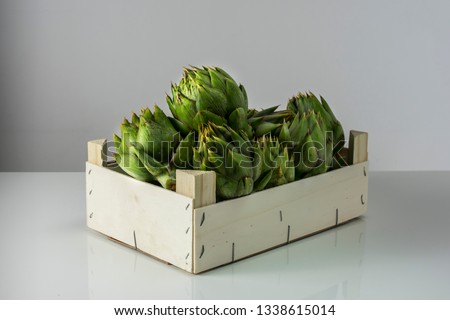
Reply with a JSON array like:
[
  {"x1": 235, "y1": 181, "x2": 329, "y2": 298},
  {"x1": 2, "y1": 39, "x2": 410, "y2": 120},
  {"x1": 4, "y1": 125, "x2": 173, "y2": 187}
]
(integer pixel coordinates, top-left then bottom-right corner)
[
  {"x1": 176, "y1": 170, "x2": 216, "y2": 209},
  {"x1": 175, "y1": 169, "x2": 216, "y2": 274},
  {"x1": 349, "y1": 131, "x2": 368, "y2": 165},
  {"x1": 87, "y1": 138, "x2": 107, "y2": 167}
]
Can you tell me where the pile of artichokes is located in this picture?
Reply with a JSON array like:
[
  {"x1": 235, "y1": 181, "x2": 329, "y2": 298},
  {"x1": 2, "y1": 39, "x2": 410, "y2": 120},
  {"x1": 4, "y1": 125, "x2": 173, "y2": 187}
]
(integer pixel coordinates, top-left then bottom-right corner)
[{"x1": 113, "y1": 66, "x2": 345, "y2": 200}]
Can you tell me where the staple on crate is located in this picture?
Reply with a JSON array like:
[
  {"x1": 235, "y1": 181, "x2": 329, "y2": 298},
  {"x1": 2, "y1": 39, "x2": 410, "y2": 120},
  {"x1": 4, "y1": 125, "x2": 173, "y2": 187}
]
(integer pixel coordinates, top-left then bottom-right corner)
[
  {"x1": 335, "y1": 208, "x2": 339, "y2": 225},
  {"x1": 200, "y1": 212, "x2": 205, "y2": 226}
]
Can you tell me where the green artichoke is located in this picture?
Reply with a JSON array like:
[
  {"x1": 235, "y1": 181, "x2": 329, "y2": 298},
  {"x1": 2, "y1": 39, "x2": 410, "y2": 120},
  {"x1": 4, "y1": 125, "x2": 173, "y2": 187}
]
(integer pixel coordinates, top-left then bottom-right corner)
[
  {"x1": 246, "y1": 93, "x2": 341, "y2": 180},
  {"x1": 193, "y1": 124, "x2": 254, "y2": 200},
  {"x1": 112, "y1": 65, "x2": 348, "y2": 202},
  {"x1": 113, "y1": 106, "x2": 196, "y2": 191},
  {"x1": 253, "y1": 135, "x2": 295, "y2": 192},
  {"x1": 287, "y1": 92, "x2": 345, "y2": 154},
  {"x1": 192, "y1": 123, "x2": 296, "y2": 199},
  {"x1": 291, "y1": 111, "x2": 333, "y2": 178},
  {"x1": 166, "y1": 66, "x2": 248, "y2": 131}
]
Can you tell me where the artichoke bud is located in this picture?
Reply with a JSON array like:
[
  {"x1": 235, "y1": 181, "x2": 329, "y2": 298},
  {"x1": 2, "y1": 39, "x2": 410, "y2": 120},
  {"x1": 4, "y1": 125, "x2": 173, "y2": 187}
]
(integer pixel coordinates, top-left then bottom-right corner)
[
  {"x1": 196, "y1": 122, "x2": 256, "y2": 199},
  {"x1": 136, "y1": 107, "x2": 180, "y2": 163},
  {"x1": 168, "y1": 66, "x2": 248, "y2": 132},
  {"x1": 288, "y1": 92, "x2": 345, "y2": 158}
]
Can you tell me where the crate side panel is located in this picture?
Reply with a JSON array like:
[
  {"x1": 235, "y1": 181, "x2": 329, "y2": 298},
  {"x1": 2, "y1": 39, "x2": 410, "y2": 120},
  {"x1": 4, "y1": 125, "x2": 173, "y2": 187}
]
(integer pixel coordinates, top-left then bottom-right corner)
[
  {"x1": 86, "y1": 162, "x2": 194, "y2": 272},
  {"x1": 193, "y1": 162, "x2": 368, "y2": 273},
  {"x1": 282, "y1": 164, "x2": 368, "y2": 240}
]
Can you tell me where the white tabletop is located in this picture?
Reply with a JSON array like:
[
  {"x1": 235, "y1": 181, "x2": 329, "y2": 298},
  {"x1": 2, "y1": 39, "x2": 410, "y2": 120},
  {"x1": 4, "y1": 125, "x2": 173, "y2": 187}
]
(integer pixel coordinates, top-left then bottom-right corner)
[{"x1": 1, "y1": 171, "x2": 449, "y2": 299}]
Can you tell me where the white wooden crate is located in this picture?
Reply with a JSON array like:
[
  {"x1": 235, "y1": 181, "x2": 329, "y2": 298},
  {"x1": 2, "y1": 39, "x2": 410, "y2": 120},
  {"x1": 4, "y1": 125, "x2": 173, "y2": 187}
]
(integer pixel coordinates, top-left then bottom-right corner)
[{"x1": 86, "y1": 130, "x2": 368, "y2": 274}]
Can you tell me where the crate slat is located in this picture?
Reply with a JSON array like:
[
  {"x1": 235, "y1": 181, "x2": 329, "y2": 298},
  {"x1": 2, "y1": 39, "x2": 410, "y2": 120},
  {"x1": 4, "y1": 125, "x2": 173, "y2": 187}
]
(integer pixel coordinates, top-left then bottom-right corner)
[
  {"x1": 86, "y1": 162, "x2": 194, "y2": 272},
  {"x1": 192, "y1": 161, "x2": 368, "y2": 273}
]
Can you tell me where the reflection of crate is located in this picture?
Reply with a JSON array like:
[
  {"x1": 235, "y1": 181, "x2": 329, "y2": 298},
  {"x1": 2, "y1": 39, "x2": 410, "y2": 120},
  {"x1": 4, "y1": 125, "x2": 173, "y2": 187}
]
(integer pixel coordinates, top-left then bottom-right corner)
[{"x1": 86, "y1": 130, "x2": 368, "y2": 274}]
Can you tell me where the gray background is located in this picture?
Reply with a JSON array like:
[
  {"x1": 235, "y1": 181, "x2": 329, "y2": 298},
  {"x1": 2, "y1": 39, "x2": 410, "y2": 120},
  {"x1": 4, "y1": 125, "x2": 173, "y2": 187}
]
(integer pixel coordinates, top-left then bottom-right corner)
[{"x1": 1, "y1": 0, "x2": 449, "y2": 172}]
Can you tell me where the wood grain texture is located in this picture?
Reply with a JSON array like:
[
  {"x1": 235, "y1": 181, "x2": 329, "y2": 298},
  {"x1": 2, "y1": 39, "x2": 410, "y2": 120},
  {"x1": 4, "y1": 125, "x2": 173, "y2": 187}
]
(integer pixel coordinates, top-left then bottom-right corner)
[{"x1": 86, "y1": 162, "x2": 194, "y2": 272}]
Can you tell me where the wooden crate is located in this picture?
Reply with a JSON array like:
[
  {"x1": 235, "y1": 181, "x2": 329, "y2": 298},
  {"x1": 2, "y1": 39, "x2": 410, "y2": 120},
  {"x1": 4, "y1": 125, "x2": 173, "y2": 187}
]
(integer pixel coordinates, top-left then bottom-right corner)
[{"x1": 86, "y1": 130, "x2": 368, "y2": 274}]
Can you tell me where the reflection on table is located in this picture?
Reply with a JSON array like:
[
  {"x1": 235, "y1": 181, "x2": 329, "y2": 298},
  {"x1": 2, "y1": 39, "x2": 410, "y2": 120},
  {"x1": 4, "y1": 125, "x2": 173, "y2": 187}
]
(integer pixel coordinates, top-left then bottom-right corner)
[{"x1": 87, "y1": 218, "x2": 366, "y2": 299}]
